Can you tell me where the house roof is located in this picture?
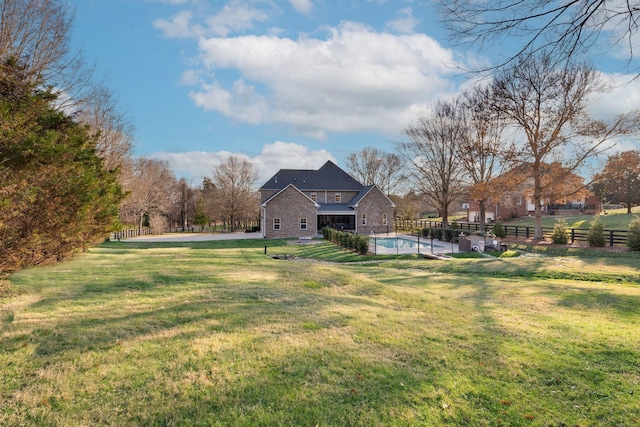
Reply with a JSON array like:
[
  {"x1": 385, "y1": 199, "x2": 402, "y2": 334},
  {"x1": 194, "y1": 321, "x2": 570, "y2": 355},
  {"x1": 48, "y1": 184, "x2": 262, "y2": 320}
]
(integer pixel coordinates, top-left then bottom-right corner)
[
  {"x1": 260, "y1": 183, "x2": 320, "y2": 208},
  {"x1": 348, "y1": 185, "x2": 397, "y2": 208},
  {"x1": 317, "y1": 203, "x2": 355, "y2": 214},
  {"x1": 259, "y1": 160, "x2": 363, "y2": 191},
  {"x1": 348, "y1": 185, "x2": 375, "y2": 207}
]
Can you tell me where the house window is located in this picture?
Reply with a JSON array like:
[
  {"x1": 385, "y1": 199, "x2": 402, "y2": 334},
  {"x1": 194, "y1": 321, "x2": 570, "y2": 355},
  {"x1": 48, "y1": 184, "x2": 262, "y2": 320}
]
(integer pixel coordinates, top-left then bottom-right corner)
[
  {"x1": 335, "y1": 193, "x2": 341, "y2": 203},
  {"x1": 361, "y1": 213, "x2": 366, "y2": 225},
  {"x1": 300, "y1": 218, "x2": 307, "y2": 230},
  {"x1": 516, "y1": 195, "x2": 522, "y2": 205},
  {"x1": 310, "y1": 193, "x2": 317, "y2": 202},
  {"x1": 273, "y1": 218, "x2": 281, "y2": 230},
  {"x1": 505, "y1": 195, "x2": 511, "y2": 205},
  {"x1": 382, "y1": 213, "x2": 387, "y2": 226}
]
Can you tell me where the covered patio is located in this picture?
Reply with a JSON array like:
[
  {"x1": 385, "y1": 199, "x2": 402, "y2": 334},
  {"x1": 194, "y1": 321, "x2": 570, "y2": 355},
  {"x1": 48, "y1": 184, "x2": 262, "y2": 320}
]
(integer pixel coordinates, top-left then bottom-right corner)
[{"x1": 317, "y1": 204, "x2": 355, "y2": 232}]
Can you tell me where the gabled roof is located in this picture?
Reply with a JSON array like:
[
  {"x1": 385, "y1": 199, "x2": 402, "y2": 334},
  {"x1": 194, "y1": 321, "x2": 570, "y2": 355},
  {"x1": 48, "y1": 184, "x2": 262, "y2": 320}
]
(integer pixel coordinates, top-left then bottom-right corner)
[
  {"x1": 348, "y1": 185, "x2": 397, "y2": 208},
  {"x1": 348, "y1": 185, "x2": 375, "y2": 207},
  {"x1": 259, "y1": 160, "x2": 363, "y2": 191},
  {"x1": 260, "y1": 183, "x2": 320, "y2": 208}
]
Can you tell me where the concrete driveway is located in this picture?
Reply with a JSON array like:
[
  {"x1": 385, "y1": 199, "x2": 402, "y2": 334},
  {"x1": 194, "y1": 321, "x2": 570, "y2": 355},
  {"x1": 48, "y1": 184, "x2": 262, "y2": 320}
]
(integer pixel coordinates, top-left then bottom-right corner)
[{"x1": 120, "y1": 232, "x2": 264, "y2": 242}]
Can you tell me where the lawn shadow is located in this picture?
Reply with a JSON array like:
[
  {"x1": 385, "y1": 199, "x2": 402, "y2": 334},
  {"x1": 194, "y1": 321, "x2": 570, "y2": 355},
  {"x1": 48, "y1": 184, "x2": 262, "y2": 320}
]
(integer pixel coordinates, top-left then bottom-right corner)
[{"x1": 556, "y1": 290, "x2": 640, "y2": 318}]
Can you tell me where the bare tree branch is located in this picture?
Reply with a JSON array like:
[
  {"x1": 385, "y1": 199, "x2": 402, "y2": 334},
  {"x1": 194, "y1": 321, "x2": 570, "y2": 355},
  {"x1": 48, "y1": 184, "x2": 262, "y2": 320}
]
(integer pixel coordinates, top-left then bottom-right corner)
[{"x1": 441, "y1": 0, "x2": 640, "y2": 71}]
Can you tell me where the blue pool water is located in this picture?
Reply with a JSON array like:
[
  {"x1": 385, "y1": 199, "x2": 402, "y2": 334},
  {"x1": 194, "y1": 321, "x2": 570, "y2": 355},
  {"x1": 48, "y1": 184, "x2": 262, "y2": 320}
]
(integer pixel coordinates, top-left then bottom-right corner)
[{"x1": 374, "y1": 237, "x2": 438, "y2": 249}]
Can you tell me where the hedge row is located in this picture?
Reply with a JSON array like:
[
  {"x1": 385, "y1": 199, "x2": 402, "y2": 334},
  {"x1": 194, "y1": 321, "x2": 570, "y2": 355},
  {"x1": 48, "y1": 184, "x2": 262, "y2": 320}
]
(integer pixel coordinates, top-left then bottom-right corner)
[
  {"x1": 322, "y1": 227, "x2": 370, "y2": 255},
  {"x1": 421, "y1": 227, "x2": 462, "y2": 242}
]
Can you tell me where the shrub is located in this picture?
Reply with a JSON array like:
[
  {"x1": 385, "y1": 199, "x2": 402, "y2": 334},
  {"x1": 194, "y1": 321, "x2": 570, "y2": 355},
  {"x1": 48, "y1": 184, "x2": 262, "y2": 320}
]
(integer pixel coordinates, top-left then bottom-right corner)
[
  {"x1": 355, "y1": 235, "x2": 370, "y2": 255},
  {"x1": 550, "y1": 219, "x2": 569, "y2": 244},
  {"x1": 322, "y1": 227, "x2": 331, "y2": 239},
  {"x1": 493, "y1": 223, "x2": 506, "y2": 238},
  {"x1": 627, "y1": 216, "x2": 640, "y2": 251},
  {"x1": 321, "y1": 227, "x2": 369, "y2": 254},
  {"x1": 431, "y1": 228, "x2": 443, "y2": 241},
  {"x1": 444, "y1": 228, "x2": 455, "y2": 242},
  {"x1": 587, "y1": 216, "x2": 606, "y2": 247}
]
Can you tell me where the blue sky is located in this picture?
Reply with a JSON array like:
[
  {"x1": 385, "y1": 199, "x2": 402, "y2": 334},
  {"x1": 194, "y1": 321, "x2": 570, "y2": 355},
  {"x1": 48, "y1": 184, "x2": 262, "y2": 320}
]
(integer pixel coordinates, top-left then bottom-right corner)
[{"x1": 69, "y1": 0, "x2": 640, "y2": 185}]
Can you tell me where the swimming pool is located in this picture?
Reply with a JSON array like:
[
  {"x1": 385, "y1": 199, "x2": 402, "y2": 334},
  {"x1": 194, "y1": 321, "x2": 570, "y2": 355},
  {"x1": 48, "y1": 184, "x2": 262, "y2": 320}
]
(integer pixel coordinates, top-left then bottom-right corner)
[{"x1": 373, "y1": 237, "x2": 437, "y2": 250}]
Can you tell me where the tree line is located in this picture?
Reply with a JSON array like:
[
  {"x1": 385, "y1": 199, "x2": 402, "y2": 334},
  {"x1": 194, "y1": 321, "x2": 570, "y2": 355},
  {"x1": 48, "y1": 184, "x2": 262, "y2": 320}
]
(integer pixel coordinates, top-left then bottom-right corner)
[{"x1": 119, "y1": 155, "x2": 260, "y2": 235}]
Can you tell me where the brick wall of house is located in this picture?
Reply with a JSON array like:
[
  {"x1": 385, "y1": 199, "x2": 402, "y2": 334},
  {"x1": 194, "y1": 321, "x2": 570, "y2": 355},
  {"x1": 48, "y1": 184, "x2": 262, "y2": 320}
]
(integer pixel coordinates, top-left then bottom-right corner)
[
  {"x1": 300, "y1": 190, "x2": 359, "y2": 204},
  {"x1": 355, "y1": 187, "x2": 395, "y2": 235},
  {"x1": 263, "y1": 186, "x2": 318, "y2": 238}
]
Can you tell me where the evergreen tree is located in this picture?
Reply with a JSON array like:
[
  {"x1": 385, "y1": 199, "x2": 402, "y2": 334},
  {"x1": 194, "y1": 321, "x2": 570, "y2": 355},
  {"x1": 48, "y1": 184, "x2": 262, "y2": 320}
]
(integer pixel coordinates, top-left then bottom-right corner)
[
  {"x1": 587, "y1": 216, "x2": 606, "y2": 247},
  {"x1": 0, "y1": 58, "x2": 124, "y2": 273},
  {"x1": 550, "y1": 219, "x2": 569, "y2": 244},
  {"x1": 627, "y1": 217, "x2": 640, "y2": 251}
]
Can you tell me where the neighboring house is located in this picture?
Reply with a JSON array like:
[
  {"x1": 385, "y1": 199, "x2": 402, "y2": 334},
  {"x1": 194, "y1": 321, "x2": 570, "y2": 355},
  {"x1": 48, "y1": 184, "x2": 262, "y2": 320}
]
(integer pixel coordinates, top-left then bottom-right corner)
[
  {"x1": 465, "y1": 163, "x2": 601, "y2": 222},
  {"x1": 259, "y1": 161, "x2": 396, "y2": 238}
]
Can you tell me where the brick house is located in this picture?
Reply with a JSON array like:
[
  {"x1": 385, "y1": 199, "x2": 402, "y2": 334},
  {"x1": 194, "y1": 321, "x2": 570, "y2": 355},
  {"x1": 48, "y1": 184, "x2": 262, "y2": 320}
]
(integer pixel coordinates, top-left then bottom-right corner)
[
  {"x1": 465, "y1": 163, "x2": 601, "y2": 222},
  {"x1": 259, "y1": 161, "x2": 396, "y2": 238}
]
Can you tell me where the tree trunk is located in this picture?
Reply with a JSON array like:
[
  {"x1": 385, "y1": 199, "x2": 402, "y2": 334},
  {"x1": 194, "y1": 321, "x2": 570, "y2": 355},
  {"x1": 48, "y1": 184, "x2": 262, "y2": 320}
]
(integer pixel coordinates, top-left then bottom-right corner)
[
  {"x1": 442, "y1": 205, "x2": 449, "y2": 229},
  {"x1": 533, "y1": 190, "x2": 544, "y2": 239},
  {"x1": 479, "y1": 199, "x2": 486, "y2": 232}
]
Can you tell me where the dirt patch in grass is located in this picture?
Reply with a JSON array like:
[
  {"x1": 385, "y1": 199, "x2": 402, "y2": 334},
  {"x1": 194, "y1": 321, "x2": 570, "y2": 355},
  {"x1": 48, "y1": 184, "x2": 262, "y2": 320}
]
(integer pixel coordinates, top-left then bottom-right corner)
[{"x1": 0, "y1": 278, "x2": 19, "y2": 299}]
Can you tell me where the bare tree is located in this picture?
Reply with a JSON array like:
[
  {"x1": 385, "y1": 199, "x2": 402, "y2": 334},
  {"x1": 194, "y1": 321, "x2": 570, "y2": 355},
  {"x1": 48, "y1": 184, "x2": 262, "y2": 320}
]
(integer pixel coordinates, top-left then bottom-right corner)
[
  {"x1": 398, "y1": 99, "x2": 468, "y2": 228},
  {"x1": 0, "y1": 0, "x2": 99, "y2": 104},
  {"x1": 172, "y1": 178, "x2": 197, "y2": 231},
  {"x1": 76, "y1": 87, "x2": 134, "y2": 172},
  {"x1": 458, "y1": 85, "x2": 510, "y2": 231},
  {"x1": 493, "y1": 53, "x2": 640, "y2": 238},
  {"x1": 441, "y1": 0, "x2": 640, "y2": 70},
  {"x1": 0, "y1": 0, "x2": 134, "y2": 173},
  {"x1": 120, "y1": 158, "x2": 177, "y2": 232},
  {"x1": 346, "y1": 147, "x2": 405, "y2": 195},
  {"x1": 201, "y1": 177, "x2": 219, "y2": 229},
  {"x1": 210, "y1": 156, "x2": 258, "y2": 231}
]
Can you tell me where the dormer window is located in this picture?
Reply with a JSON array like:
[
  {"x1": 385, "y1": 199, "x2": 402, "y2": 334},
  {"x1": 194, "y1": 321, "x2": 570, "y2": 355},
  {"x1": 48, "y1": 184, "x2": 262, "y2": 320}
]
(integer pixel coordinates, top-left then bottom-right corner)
[
  {"x1": 335, "y1": 193, "x2": 341, "y2": 203},
  {"x1": 311, "y1": 193, "x2": 317, "y2": 202}
]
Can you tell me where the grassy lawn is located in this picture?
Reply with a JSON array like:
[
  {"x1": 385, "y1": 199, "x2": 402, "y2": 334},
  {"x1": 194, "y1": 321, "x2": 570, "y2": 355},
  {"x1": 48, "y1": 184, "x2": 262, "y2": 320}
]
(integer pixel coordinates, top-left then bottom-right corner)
[
  {"x1": 1, "y1": 239, "x2": 639, "y2": 426},
  {"x1": 502, "y1": 211, "x2": 639, "y2": 230}
]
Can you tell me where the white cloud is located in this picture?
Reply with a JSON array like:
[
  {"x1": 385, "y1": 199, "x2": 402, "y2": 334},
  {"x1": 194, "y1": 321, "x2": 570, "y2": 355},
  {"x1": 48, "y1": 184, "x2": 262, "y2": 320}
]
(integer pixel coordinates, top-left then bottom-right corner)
[
  {"x1": 154, "y1": 10, "x2": 196, "y2": 38},
  {"x1": 589, "y1": 73, "x2": 640, "y2": 119},
  {"x1": 154, "y1": 1, "x2": 271, "y2": 39},
  {"x1": 205, "y1": 1, "x2": 270, "y2": 37},
  {"x1": 151, "y1": 141, "x2": 336, "y2": 185},
  {"x1": 385, "y1": 7, "x2": 418, "y2": 34},
  {"x1": 586, "y1": 73, "x2": 640, "y2": 154},
  {"x1": 185, "y1": 21, "x2": 458, "y2": 139},
  {"x1": 289, "y1": 0, "x2": 313, "y2": 15}
]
